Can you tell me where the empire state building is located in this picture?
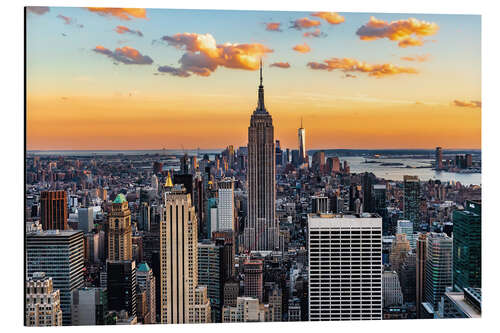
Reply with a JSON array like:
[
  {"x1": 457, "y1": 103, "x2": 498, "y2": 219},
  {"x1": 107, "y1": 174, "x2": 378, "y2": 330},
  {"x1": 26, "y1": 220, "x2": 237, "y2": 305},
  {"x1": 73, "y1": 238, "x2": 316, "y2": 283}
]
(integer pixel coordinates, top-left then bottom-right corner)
[{"x1": 244, "y1": 61, "x2": 278, "y2": 251}]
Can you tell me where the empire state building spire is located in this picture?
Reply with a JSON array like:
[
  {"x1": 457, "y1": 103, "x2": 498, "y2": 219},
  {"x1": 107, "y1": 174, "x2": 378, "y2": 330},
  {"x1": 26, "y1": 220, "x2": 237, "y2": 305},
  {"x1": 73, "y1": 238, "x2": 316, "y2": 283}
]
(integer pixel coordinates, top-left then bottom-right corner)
[
  {"x1": 255, "y1": 59, "x2": 267, "y2": 113},
  {"x1": 245, "y1": 60, "x2": 278, "y2": 251}
]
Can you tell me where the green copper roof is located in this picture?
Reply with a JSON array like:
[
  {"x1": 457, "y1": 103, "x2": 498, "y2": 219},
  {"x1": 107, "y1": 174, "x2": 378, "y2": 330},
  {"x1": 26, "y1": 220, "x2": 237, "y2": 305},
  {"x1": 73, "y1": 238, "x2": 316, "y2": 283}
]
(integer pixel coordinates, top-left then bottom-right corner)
[
  {"x1": 113, "y1": 193, "x2": 127, "y2": 204},
  {"x1": 137, "y1": 262, "x2": 151, "y2": 272}
]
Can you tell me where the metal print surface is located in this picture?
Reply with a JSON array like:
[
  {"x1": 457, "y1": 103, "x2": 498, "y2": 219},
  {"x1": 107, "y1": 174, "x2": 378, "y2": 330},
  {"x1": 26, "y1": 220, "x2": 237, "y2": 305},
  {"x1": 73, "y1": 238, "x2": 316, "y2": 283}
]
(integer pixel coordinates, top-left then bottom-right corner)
[{"x1": 25, "y1": 6, "x2": 481, "y2": 326}]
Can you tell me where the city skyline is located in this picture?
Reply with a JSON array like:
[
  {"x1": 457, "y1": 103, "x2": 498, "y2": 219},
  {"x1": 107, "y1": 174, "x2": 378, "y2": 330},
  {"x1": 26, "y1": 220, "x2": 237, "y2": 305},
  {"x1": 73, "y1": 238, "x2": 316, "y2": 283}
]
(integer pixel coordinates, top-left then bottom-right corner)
[{"x1": 26, "y1": 7, "x2": 481, "y2": 150}]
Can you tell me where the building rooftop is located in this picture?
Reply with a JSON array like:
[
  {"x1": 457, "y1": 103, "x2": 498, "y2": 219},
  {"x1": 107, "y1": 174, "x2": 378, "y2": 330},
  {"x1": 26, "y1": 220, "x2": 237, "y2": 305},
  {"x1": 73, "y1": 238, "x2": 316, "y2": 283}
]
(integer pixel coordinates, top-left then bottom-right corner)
[
  {"x1": 113, "y1": 193, "x2": 127, "y2": 204},
  {"x1": 308, "y1": 212, "x2": 380, "y2": 219},
  {"x1": 137, "y1": 262, "x2": 151, "y2": 272}
]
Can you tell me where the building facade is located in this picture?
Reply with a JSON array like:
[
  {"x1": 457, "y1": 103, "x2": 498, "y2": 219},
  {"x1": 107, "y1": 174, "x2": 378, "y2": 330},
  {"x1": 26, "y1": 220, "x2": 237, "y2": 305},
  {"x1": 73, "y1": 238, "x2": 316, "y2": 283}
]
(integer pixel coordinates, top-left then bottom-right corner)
[
  {"x1": 217, "y1": 178, "x2": 234, "y2": 232},
  {"x1": 308, "y1": 213, "x2": 383, "y2": 321},
  {"x1": 160, "y1": 188, "x2": 211, "y2": 324},
  {"x1": 403, "y1": 175, "x2": 421, "y2": 231},
  {"x1": 244, "y1": 63, "x2": 278, "y2": 251},
  {"x1": 25, "y1": 272, "x2": 63, "y2": 327},
  {"x1": 424, "y1": 232, "x2": 453, "y2": 311},
  {"x1": 40, "y1": 190, "x2": 68, "y2": 230},
  {"x1": 108, "y1": 193, "x2": 132, "y2": 261},
  {"x1": 453, "y1": 200, "x2": 481, "y2": 291},
  {"x1": 26, "y1": 230, "x2": 84, "y2": 325}
]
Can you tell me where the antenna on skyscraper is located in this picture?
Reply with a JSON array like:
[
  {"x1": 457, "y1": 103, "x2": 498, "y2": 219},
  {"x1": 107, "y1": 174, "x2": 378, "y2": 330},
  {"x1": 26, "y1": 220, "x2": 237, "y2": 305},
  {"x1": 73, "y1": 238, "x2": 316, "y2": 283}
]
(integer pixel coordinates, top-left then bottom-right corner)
[{"x1": 259, "y1": 58, "x2": 263, "y2": 86}]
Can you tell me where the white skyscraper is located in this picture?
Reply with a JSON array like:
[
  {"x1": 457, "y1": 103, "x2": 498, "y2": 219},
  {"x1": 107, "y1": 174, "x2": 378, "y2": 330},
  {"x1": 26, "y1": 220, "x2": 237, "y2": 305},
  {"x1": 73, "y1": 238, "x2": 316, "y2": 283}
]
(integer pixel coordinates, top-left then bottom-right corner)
[
  {"x1": 298, "y1": 118, "x2": 306, "y2": 165},
  {"x1": 217, "y1": 178, "x2": 234, "y2": 231},
  {"x1": 308, "y1": 213, "x2": 383, "y2": 321},
  {"x1": 160, "y1": 187, "x2": 211, "y2": 324}
]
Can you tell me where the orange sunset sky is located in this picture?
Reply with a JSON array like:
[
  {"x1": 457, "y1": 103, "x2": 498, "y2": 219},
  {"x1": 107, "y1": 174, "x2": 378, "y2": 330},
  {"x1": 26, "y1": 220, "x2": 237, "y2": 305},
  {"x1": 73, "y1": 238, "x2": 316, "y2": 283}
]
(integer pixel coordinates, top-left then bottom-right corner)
[{"x1": 26, "y1": 7, "x2": 481, "y2": 150}]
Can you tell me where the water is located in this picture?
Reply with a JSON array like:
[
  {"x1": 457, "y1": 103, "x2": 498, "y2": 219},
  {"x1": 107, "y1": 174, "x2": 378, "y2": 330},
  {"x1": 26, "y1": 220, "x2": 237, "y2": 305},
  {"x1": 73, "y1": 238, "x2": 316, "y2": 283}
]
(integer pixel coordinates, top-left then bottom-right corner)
[
  {"x1": 340, "y1": 156, "x2": 481, "y2": 186},
  {"x1": 27, "y1": 150, "x2": 481, "y2": 186}
]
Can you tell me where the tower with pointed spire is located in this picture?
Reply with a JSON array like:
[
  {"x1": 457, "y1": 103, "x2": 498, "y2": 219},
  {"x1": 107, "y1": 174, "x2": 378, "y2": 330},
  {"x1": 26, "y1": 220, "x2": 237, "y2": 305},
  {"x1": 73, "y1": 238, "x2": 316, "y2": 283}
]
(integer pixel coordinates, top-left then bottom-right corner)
[
  {"x1": 298, "y1": 117, "x2": 306, "y2": 166},
  {"x1": 244, "y1": 60, "x2": 278, "y2": 251}
]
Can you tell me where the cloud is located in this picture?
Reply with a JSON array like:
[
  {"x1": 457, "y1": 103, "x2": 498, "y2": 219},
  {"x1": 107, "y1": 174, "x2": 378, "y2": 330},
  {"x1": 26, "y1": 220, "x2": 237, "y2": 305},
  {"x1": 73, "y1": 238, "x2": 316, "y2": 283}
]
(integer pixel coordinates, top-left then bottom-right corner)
[
  {"x1": 158, "y1": 32, "x2": 273, "y2": 77},
  {"x1": 114, "y1": 25, "x2": 143, "y2": 37},
  {"x1": 27, "y1": 7, "x2": 50, "y2": 15},
  {"x1": 265, "y1": 22, "x2": 282, "y2": 32},
  {"x1": 311, "y1": 12, "x2": 345, "y2": 25},
  {"x1": 453, "y1": 100, "x2": 481, "y2": 108},
  {"x1": 93, "y1": 45, "x2": 153, "y2": 65},
  {"x1": 158, "y1": 65, "x2": 190, "y2": 77},
  {"x1": 291, "y1": 17, "x2": 321, "y2": 30},
  {"x1": 293, "y1": 43, "x2": 311, "y2": 53},
  {"x1": 401, "y1": 54, "x2": 430, "y2": 62},
  {"x1": 303, "y1": 28, "x2": 327, "y2": 38},
  {"x1": 343, "y1": 73, "x2": 357, "y2": 79},
  {"x1": 307, "y1": 57, "x2": 418, "y2": 78},
  {"x1": 356, "y1": 16, "x2": 439, "y2": 47},
  {"x1": 57, "y1": 14, "x2": 84, "y2": 28},
  {"x1": 86, "y1": 8, "x2": 147, "y2": 20},
  {"x1": 270, "y1": 62, "x2": 291, "y2": 69}
]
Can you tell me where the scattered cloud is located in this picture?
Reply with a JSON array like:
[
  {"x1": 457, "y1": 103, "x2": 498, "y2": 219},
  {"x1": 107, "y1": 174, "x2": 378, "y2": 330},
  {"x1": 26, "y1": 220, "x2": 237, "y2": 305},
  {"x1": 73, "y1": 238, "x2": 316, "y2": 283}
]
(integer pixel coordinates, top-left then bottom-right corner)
[
  {"x1": 291, "y1": 17, "x2": 321, "y2": 30},
  {"x1": 453, "y1": 100, "x2": 481, "y2": 108},
  {"x1": 158, "y1": 32, "x2": 273, "y2": 77},
  {"x1": 293, "y1": 43, "x2": 311, "y2": 53},
  {"x1": 93, "y1": 45, "x2": 153, "y2": 65},
  {"x1": 307, "y1": 57, "x2": 418, "y2": 78},
  {"x1": 57, "y1": 14, "x2": 84, "y2": 28},
  {"x1": 27, "y1": 7, "x2": 50, "y2": 15},
  {"x1": 343, "y1": 73, "x2": 357, "y2": 79},
  {"x1": 356, "y1": 16, "x2": 439, "y2": 48},
  {"x1": 157, "y1": 65, "x2": 191, "y2": 77},
  {"x1": 265, "y1": 22, "x2": 282, "y2": 32},
  {"x1": 270, "y1": 62, "x2": 291, "y2": 69},
  {"x1": 303, "y1": 28, "x2": 327, "y2": 38},
  {"x1": 85, "y1": 8, "x2": 147, "y2": 20},
  {"x1": 311, "y1": 12, "x2": 345, "y2": 25},
  {"x1": 114, "y1": 25, "x2": 143, "y2": 37},
  {"x1": 401, "y1": 54, "x2": 430, "y2": 62}
]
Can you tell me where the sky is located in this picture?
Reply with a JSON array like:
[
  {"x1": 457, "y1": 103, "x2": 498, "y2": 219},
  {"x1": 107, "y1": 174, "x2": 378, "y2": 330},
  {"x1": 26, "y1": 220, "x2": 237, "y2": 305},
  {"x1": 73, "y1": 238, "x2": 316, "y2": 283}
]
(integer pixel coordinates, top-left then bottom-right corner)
[{"x1": 26, "y1": 7, "x2": 481, "y2": 150}]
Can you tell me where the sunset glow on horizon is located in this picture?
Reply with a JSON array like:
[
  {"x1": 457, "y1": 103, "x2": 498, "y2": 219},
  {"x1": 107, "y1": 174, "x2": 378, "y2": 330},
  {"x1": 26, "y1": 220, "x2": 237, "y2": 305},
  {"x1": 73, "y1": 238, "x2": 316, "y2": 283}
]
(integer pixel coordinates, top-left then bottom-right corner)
[{"x1": 26, "y1": 7, "x2": 481, "y2": 150}]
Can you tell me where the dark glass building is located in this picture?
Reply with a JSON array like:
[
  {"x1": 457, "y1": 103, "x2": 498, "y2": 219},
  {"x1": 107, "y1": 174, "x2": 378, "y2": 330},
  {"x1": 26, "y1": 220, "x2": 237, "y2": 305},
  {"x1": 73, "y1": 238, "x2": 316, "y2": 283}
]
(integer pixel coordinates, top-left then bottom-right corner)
[
  {"x1": 106, "y1": 260, "x2": 137, "y2": 318},
  {"x1": 453, "y1": 200, "x2": 481, "y2": 291}
]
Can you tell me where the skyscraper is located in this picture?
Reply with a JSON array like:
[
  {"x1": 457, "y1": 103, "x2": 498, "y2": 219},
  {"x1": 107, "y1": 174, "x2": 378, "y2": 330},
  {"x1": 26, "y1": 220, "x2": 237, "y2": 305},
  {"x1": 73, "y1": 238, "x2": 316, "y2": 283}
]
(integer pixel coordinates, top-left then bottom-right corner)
[
  {"x1": 160, "y1": 187, "x2": 211, "y2": 324},
  {"x1": 26, "y1": 230, "x2": 84, "y2": 325},
  {"x1": 298, "y1": 118, "x2": 306, "y2": 166},
  {"x1": 424, "y1": 232, "x2": 453, "y2": 311},
  {"x1": 25, "y1": 272, "x2": 63, "y2": 327},
  {"x1": 416, "y1": 233, "x2": 427, "y2": 319},
  {"x1": 311, "y1": 150, "x2": 325, "y2": 174},
  {"x1": 198, "y1": 240, "x2": 224, "y2": 322},
  {"x1": 435, "y1": 147, "x2": 443, "y2": 170},
  {"x1": 243, "y1": 259, "x2": 264, "y2": 302},
  {"x1": 108, "y1": 194, "x2": 132, "y2": 261},
  {"x1": 308, "y1": 213, "x2": 383, "y2": 321},
  {"x1": 40, "y1": 190, "x2": 68, "y2": 230},
  {"x1": 244, "y1": 61, "x2": 278, "y2": 251},
  {"x1": 217, "y1": 178, "x2": 235, "y2": 232},
  {"x1": 137, "y1": 263, "x2": 156, "y2": 324},
  {"x1": 107, "y1": 260, "x2": 137, "y2": 319},
  {"x1": 403, "y1": 175, "x2": 421, "y2": 231},
  {"x1": 453, "y1": 200, "x2": 481, "y2": 291},
  {"x1": 78, "y1": 207, "x2": 94, "y2": 233}
]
